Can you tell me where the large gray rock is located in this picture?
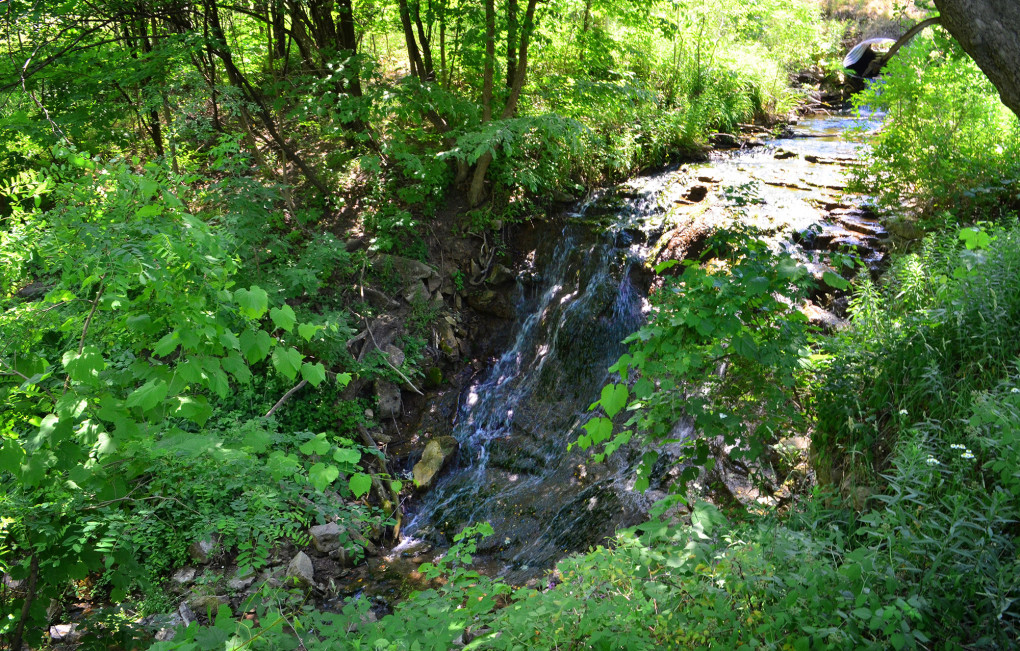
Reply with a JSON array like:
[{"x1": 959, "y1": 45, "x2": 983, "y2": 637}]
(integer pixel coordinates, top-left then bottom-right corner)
[
  {"x1": 188, "y1": 537, "x2": 216, "y2": 564},
  {"x1": 170, "y1": 567, "x2": 196, "y2": 591},
  {"x1": 466, "y1": 290, "x2": 514, "y2": 319},
  {"x1": 375, "y1": 254, "x2": 435, "y2": 281},
  {"x1": 375, "y1": 380, "x2": 402, "y2": 419},
  {"x1": 286, "y1": 552, "x2": 315, "y2": 587},
  {"x1": 309, "y1": 522, "x2": 343, "y2": 553},
  {"x1": 187, "y1": 591, "x2": 229, "y2": 614},
  {"x1": 403, "y1": 280, "x2": 429, "y2": 304},
  {"x1": 413, "y1": 436, "x2": 459, "y2": 489}
]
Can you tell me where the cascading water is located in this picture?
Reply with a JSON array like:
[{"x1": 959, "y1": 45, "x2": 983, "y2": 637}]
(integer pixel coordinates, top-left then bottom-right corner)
[
  {"x1": 402, "y1": 186, "x2": 669, "y2": 580},
  {"x1": 400, "y1": 112, "x2": 886, "y2": 581}
]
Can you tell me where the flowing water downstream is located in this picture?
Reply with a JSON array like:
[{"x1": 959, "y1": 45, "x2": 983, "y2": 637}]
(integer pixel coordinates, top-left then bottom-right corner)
[{"x1": 386, "y1": 111, "x2": 886, "y2": 587}]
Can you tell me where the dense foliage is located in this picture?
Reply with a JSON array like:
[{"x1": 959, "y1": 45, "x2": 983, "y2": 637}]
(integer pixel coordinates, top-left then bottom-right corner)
[{"x1": 4, "y1": 0, "x2": 1020, "y2": 648}]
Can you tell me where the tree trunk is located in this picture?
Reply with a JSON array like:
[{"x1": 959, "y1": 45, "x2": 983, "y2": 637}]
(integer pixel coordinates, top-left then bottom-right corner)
[
  {"x1": 481, "y1": 0, "x2": 495, "y2": 123},
  {"x1": 204, "y1": 0, "x2": 330, "y2": 198},
  {"x1": 336, "y1": 0, "x2": 362, "y2": 96},
  {"x1": 506, "y1": 0, "x2": 518, "y2": 89},
  {"x1": 468, "y1": 0, "x2": 539, "y2": 206},
  {"x1": 398, "y1": 0, "x2": 426, "y2": 78},
  {"x1": 933, "y1": 0, "x2": 1020, "y2": 118},
  {"x1": 411, "y1": 0, "x2": 435, "y2": 79}
]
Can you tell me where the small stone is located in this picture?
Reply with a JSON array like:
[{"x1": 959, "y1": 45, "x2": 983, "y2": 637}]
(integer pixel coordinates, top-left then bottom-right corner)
[
  {"x1": 309, "y1": 522, "x2": 343, "y2": 553},
  {"x1": 178, "y1": 601, "x2": 197, "y2": 627},
  {"x1": 286, "y1": 552, "x2": 315, "y2": 587},
  {"x1": 487, "y1": 264, "x2": 515, "y2": 285},
  {"x1": 364, "y1": 409, "x2": 374, "y2": 420},
  {"x1": 188, "y1": 537, "x2": 216, "y2": 564},
  {"x1": 374, "y1": 254, "x2": 434, "y2": 280},
  {"x1": 773, "y1": 148, "x2": 798, "y2": 160},
  {"x1": 427, "y1": 272, "x2": 443, "y2": 293}
]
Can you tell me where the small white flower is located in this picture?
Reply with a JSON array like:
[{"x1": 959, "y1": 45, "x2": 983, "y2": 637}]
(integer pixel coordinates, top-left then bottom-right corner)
[
  {"x1": 961, "y1": 451, "x2": 974, "y2": 460},
  {"x1": 950, "y1": 444, "x2": 965, "y2": 450},
  {"x1": 926, "y1": 456, "x2": 940, "y2": 466},
  {"x1": 898, "y1": 409, "x2": 909, "y2": 416},
  {"x1": 1011, "y1": 387, "x2": 1019, "y2": 394}
]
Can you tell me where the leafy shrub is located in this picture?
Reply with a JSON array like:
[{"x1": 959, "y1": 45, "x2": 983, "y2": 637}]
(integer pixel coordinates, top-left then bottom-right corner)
[
  {"x1": 849, "y1": 31, "x2": 1020, "y2": 220},
  {"x1": 813, "y1": 222, "x2": 1020, "y2": 482}
]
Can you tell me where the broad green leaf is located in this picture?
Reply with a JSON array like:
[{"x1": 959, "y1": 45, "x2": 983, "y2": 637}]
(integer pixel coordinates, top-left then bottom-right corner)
[
  {"x1": 308, "y1": 462, "x2": 340, "y2": 491},
  {"x1": 600, "y1": 384, "x2": 629, "y2": 418},
  {"x1": 125, "y1": 379, "x2": 169, "y2": 411},
  {"x1": 349, "y1": 472, "x2": 372, "y2": 498},
  {"x1": 235, "y1": 286, "x2": 269, "y2": 319},
  {"x1": 299, "y1": 433, "x2": 330, "y2": 456},
  {"x1": 333, "y1": 447, "x2": 362, "y2": 465},
  {"x1": 584, "y1": 417, "x2": 613, "y2": 446},
  {"x1": 62, "y1": 345, "x2": 105, "y2": 382},
  {"x1": 821, "y1": 270, "x2": 850, "y2": 291},
  {"x1": 272, "y1": 347, "x2": 303, "y2": 380},
  {"x1": 270, "y1": 304, "x2": 296, "y2": 332},
  {"x1": 300, "y1": 362, "x2": 326, "y2": 387},
  {"x1": 298, "y1": 323, "x2": 321, "y2": 341},
  {"x1": 240, "y1": 328, "x2": 273, "y2": 364},
  {"x1": 336, "y1": 372, "x2": 352, "y2": 388}
]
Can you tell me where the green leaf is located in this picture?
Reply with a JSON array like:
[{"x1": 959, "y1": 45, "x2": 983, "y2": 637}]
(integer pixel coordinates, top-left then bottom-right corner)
[
  {"x1": 62, "y1": 345, "x2": 105, "y2": 382},
  {"x1": 240, "y1": 329, "x2": 273, "y2": 364},
  {"x1": 235, "y1": 286, "x2": 269, "y2": 319},
  {"x1": 172, "y1": 396, "x2": 214, "y2": 426},
  {"x1": 299, "y1": 433, "x2": 331, "y2": 456},
  {"x1": 272, "y1": 347, "x2": 303, "y2": 381},
  {"x1": 599, "y1": 384, "x2": 629, "y2": 418},
  {"x1": 270, "y1": 304, "x2": 297, "y2": 332},
  {"x1": 349, "y1": 473, "x2": 372, "y2": 498},
  {"x1": 300, "y1": 362, "x2": 327, "y2": 387},
  {"x1": 333, "y1": 447, "x2": 362, "y2": 465},
  {"x1": 822, "y1": 270, "x2": 850, "y2": 291},
  {"x1": 583, "y1": 417, "x2": 613, "y2": 446},
  {"x1": 308, "y1": 463, "x2": 340, "y2": 491},
  {"x1": 125, "y1": 379, "x2": 169, "y2": 411},
  {"x1": 298, "y1": 323, "x2": 321, "y2": 341}
]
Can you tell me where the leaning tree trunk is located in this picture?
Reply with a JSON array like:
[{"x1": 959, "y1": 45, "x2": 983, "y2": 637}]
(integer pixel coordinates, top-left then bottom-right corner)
[{"x1": 933, "y1": 0, "x2": 1020, "y2": 119}]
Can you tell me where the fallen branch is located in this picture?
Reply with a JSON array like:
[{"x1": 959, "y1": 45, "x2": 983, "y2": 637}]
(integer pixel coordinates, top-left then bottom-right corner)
[{"x1": 264, "y1": 379, "x2": 308, "y2": 418}]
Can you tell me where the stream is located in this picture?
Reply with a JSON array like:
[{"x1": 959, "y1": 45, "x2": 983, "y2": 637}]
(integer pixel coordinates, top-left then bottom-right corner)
[{"x1": 392, "y1": 110, "x2": 886, "y2": 585}]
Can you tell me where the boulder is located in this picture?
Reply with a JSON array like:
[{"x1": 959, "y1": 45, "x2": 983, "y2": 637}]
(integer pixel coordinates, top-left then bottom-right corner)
[
  {"x1": 403, "y1": 280, "x2": 429, "y2": 304},
  {"x1": 375, "y1": 254, "x2": 435, "y2": 281},
  {"x1": 487, "y1": 264, "x2": 515, "y2": 286},
  {"x1": 286, "y1": 551, "x2": 315, "y2": 587},
  {"x1": 187, "y1": 591, "x2": 230, "y2": 614},
  {"x1": 309, "y1": 522, "x2": 343, "y2": 553},
  {"x1": 466, "y1": 290, "x2": 515, "y2": 319},
  {"x1": 375, "y1": 380, "x2": 402, "y2": 419},
  {"x1": 381, "y1": 344, "x2": 405, "y2": 369},
  {"x1": 413, "y1": 436, "x2": 459, "y2": 489},
  {"x1": 170, "y1": 567, "x2": 196, "y2": 591},
  {"x1": 188, "y1": 537, "x2": 216, "y2": 564},
  {"x1": 227, "y1": 572, "x2": 256, "y2": 592},
  {"x1": 710, "y1": 133, "x2": 740, "y2": 148}
]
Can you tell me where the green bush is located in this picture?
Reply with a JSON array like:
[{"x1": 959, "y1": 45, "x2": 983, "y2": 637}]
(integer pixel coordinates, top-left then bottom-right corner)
[{"x1": 850, "y1": 31, "x2": 1020, "y2": 220}]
